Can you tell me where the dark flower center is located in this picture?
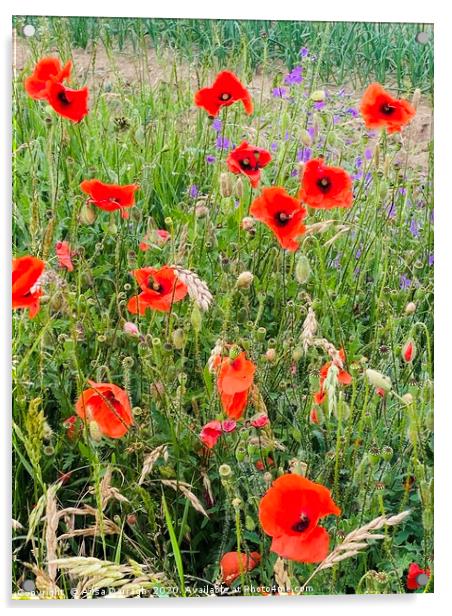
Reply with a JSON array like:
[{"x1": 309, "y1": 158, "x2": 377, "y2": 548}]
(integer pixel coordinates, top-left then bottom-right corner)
[
  {"x1": 380, "y1": 103, "x2": 396, "y2": 115},
  {"x1": 317, "y1": 177, "x2": 331, "y2": 193},
  {"x1": 239, "y1": 157, "x2": 259, "y2": 172},
  {"x1": 275, "y1": 211, "x2": 291, "y2": 226},
  {"x1": 149, "y1": 279, "x2": 162, "y2": 292},
  {"x1": 57, "y1": 90, "x2": 70, "y2": 106},
  {"x1": 292, "y1": 513, "x2": 310, "y2": 533},
  {"x1": 220, "y1": 92, "x2": 232, "y2": 101}
]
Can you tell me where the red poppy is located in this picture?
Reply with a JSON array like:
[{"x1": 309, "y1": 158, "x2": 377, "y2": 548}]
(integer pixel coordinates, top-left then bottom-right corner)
[
  {"x1": 315, "y1": 348, "x2": 352, "y2": 404},
  {"x1": 406, "y1": 563, "x2": 430, "y2": 590},
  {"x1": 226, "y1": 142, "x2": 272, "y2": 188},
  {"x1": 259, "y1": 473, "x2": 340, "y2": 563},
  {"x1": 360, "y1": 83, "x2": 416, "y2": 134},
  {"x1": 55, "y1": 240, "x2": 74, "y2": 272},
  {"x1": 80, "y1": 179, "x2": 139, "y2": 219},
  {"x1": 221, "y1": 419, "x2": 237, "y2": 433},
  {"x1": 75, "y1": 381, "x2": 133, "y2": 439},
  {"x1": 200, "y1": 420, "x2": 222, "y2": 449},
  {"x1": 310, "y1": 408, "x2": 320, "y2": 424},
  {"x1": 220, "y1": 551, "x2": 261, "y2": 585},
  {"x1": 24, "y1": 57, "x2": 72, "y2": 100},
  {"x1": 12, "y1": 255, "x2": 45, "y2": 318},
  {"x1": 139, "y1": 229, "x2": 170, "y2": 251},
  {"x1": 216, "y1": 352, "x2": 256, "y2": 419},
  {"x1": 45, "y1": 80, "x2": 89, "y2": 123},
  {"x1": 127, "y1": 265, "x2": 188, "y2": 315},
  {"x1": 299, "y1": 158, "x2": 353, "y2": 210},
  {"x1": 250, "y1": 187, "x2": 307, "y2": 251},
  {"x1": 63, "y1": 416, "x2": 80, "y2": 441},
  {"x1": 255, "y1": 457, "x2": 275, "y2": 471},
  {"x1": 195, "y1": 70, "x2": 253, "y2": 117}
]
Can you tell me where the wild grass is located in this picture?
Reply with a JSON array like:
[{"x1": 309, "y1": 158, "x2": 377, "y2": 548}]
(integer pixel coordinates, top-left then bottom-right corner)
[{"x1": 12, "y1": 17, "x2": 433, "y2": 598}]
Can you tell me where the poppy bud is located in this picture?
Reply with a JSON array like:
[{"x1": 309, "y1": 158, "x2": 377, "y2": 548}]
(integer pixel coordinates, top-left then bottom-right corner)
[
  {"x1": 229, "y1": 345, "x2": 241, "y2": 360},
  {"x1": 295, "y1": 255, "x2": 311, "y2": 284},
  {"x1": 292, "y1": 347, "x2": 303, "y2": 362},
  {"x1": 191, "y1": 304, "x2": 202, "y2": 333},
  {"x1": 245, "y1": 515, "x2": 256, "y2": 531},
  {"x1": 235, "y1": 177, "x2": 244, "y2": 198},
  {"x1": 235, "y1": 447, "x2": 246, "y2": 462},
  {"x1": 365, "y1": 369, "x2": 392, "y2": 392},
  {"x1": 263, "y1": 471, "x2": 273, "y2": 485},
  {"x1": 172, "y1": 328, "x2": 185, "y2": 349},
  {"x1": 241, "y1": 216, "x2": 255, "y2": 232},
  {"x1": 422, "y1": 509, "x2": 433, "y2": 530},
  {"x1": 401, "y1": 393, "x2": 414, "y2": 406},
  {"x1": 127, "y1": 514, "x2": 137, "y2": 526},
  {"x1": 89, "y1": 420, "x2": 103, "y2": 442},
  {"x1": 236, "y1": 271, "x2": 254, "y2": 289},
  {"x1": 256, "y1": 327, "x2": 266, "y2": 342},
  {"x1": 405, "y1": 302, "x2": 417, "y2": 315},
  {"x1": 220, "y1": 172, "x2": 233, "y2": 197},
  {"x1": 327, "y1": 132, "x2": 337, "y2": 146},
  {"x1": 232, "y1": 497, "x2": 242, "y2": 510},
  {"x1": 300, "y1": 129, "x2": 312, "y2": 147},
  {"x1": 311, "y1": 89, "x2": 326, "y2": 102},
  {"x1": 79, "y1": 203, "x2": 96, "y2": 225},
  {"x1": 265, "y1": 348, "x2": 277, "y2": 362},
  {"x1": 374, "y1": 143, "x2": 380, "y2": 167},
  {"x1": 123, "y1": 321, "x2": 139, "y2": 336},
  {"x1": 402, "y1": 340, "x2": 416, "y2": 363},
  {"x1": 195, "y1": 204, "x2": 209, "y2": 218}
]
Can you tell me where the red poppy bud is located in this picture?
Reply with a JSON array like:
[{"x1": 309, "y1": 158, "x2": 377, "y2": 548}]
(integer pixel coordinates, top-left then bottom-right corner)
[{"x1": 402, "y1": 340, "x2": 416, "y2": 363}]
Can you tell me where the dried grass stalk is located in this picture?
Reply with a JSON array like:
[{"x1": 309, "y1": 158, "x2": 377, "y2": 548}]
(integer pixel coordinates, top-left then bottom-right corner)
[
  {"x1": 161, "y1": 479, "x2": 209, "y2": 518},
  {"x1": 171, "y1": 265, "x2": 213, "y2": 311},
  {"x1": 138, "y1": 445, "x2": 168, "y2": 485},
  {"x1": 45, "y1": 483, "x2": 60, "y2": 582},
  {"x1": 273, "y1": 557, "x2": 291, "y2": 593},
  {"x1": 301, "y1": 306, "x2": 318, "y2": 353}
]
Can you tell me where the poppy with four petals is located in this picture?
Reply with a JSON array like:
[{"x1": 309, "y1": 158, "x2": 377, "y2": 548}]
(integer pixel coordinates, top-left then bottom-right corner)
[
  {"x1": 55, "y1": 240, "x2": 74, "y2": 272},
  {"x1": 360, "y1": 83, "x2": 416, "y2": 134},
  {"x1": 195, "y1": 70, "x2": 253, "y2": 117},
  {"x1": 45, "y1": 80, "x2": 89, "y2": 123},
  {"x1": 75, "y1": 381, "x2": 133, "y2": 439},
  {"x1": 12, "y1": 255, "x2": 45, "y2": 318},
  {"x1": 250, "y1": 187, "x2": 307, "y2": 251},
  {"x1": 199, "y1": 420, "x2": 223, "y2": 449},
  {"x1": 313, "y1": 348, "x2": 352, "y2": 405},
  {"x1": 299, "y1": 158, "x2": 353, "y2": 210},
  {"x1": 127, "y1": 265, "x2": 188, "y2": 315},
  {"x1": 80, "y1": 179, "x2": 139, "y2": 219},
  {"x1": 259, "y1": 473, "x2": 341, "y2": 563},
  {"x1": 24, "y1": 56, "x2": 72, "y2": 100},
  {"x1": 226, "y1": 142, "x2": 272, "y2": 188},
  {"x1": 406, "y1": 563, "x2": 430, "y2": 591}
]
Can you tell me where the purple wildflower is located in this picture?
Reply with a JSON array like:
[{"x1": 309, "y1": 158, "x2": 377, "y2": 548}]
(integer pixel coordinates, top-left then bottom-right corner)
[
  {"x1": 314, "y1": 101, "x2": 325, "y2": 111},
  {"x1": 337, "y1": 88, "x2": 346, "y2": 97},
  {"x1": 290, "y1": 169, "x2": 298, "y2": 177},
  {"x1": 409, "y1": 218, "x2": 420, "y2": 237},
  {"x1": 355, "y1": 157, "x2": 363, "y2": 169},
  {"x1": 211, "y1": 118, "x2": 222, "y2": 132},
  {"x1": 386, "y1": 202, "x2": 396, "y2": 219},
  {"x1": 299, "y1": 47, "x2": 309, "y2": 57},
  {"x1": 364, "y1": 148, "x2": 373, "y2": 160},
  {"x1": 399, "y1": 187, "x2": 407, "y2": 196},
  {"x1": 307, "y1": 126, "x2": 315, "y2": 140},
  {"x1": 400, "y1": 275, "x2": 412, "y2": 290},
  {"x1": 284, "y1": 66, "x2": 303, "y2": 86},
  {"x1": 355, "y1": 247, "x2": 362, "y2": 259},
  {"x1": 346, "y1": 107, "x2": 359, "y2": 118},
  {"x1": 428, "y1": 253, "x2": 434, "y2": 266},
  {"x1": 189, "y1": 184, "x2": 199, "y2": 199},
  {"x1": 302, "y1": 148, "x2": 312, "y2": 162},
  {"x1": 329, "y1": 254, "x2": 341, "y2": 270},
  {"x1": 333, "y1": 115, "x2": 341, "y2": 125},
  {"x1": 284, "y1": 131, "x2": 290, "y2": 141},
  {"x1": 270, "y1": 142, "x2": 278, "y2": 153},
  {"x1": 206, "y1": 155, "x2": 216, "y2": 164},
  {"x1": 272, "y1": 87, "x2": 287, "y2": 98},
  {"x1": 215, "y1": 135, "x2": 231, "y2": 151}
]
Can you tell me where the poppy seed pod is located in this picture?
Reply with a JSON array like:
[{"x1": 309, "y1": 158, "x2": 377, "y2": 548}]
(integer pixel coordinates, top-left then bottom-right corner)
[
  {"x1": 265, "y1": 348, "x2": 277, "y2": 362},
  {"x1": 219, "y1": 464, "x2": 232, "y2": 478},
  {"x1": 401, "y1": 393, "x2": 414, "y2": 406},
  {"x1": 190, "y1": 304, "x2": 202, "y2": 332},
  {"x1": 195, "y1": 204, "x2": 209, "y2": 218},
  {"x1": 220, "y1": 172, "x2": 233, "y2": 197},
  {"x1": 402, "y1": 340, "x2": 416, "y2": 363},
  {"x1": 235, "y1": 177, "x2": 244, "y2": 198},
  {"x1": 365, "y1": 369, "x2": 392, "y2": 392},
  {"x1": 236, "y1": 271, "x2": 254, "y2": 289},
  {"x1": 172, "y1": 328, "x2": 185, "y2": 350}
]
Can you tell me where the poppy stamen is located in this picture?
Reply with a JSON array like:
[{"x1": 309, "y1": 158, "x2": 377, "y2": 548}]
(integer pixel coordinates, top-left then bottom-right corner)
[
  {"x1": 57, "y1": 90, "x2": 70, "y2": 106},
  {"x1": 317, "y1": 177, "x2": 331, "y2": 193},
  {"x1": 275, "y1": 211, "x2": 291, "y2": 226},
  {"x1": 292, "y1": 513, "x2": 310, "y2": 533},
  {"x1": 220, "y1": 92, "x2": 232, "y2": 101},
  {"x1": 380, "y1": 103, "x2": 396, "y2": 115}
]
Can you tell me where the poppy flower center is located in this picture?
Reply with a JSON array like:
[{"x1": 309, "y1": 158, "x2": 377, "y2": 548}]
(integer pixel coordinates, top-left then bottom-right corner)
[
  {"x1": 380, "y1": 103, "x2": 396, "y2": 115},
  {"x1": 239, "y1": 157, "x2": 259, "y2": 172},
  {"x1": 220, "y1": 92, "x2": 232, "y2": 101},
  {"x1": 292, "y1": 513, "x2": 310, "y2": 533},
  {"x1": 57, "y1": 90, "x2": 70, "y2": 106},
  {"x1": 148, "y1": 278, "x2": 163, "y2": 292},
  {"x1": 275, "y1": 211, "x2": 292, "y2": 226},
  {"x1": 317, "y1": 177, "x2": 331, "y2": 193}
]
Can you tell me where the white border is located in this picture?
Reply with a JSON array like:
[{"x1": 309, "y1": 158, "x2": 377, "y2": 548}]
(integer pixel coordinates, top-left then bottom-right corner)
[{"x1": 2, "y1": 1, "x2": 451, "y2": 614}]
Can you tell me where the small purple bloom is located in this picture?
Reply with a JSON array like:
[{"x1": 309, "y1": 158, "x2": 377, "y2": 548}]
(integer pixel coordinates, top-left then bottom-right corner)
[
  {"x1": 400, "y1": 275, "x2": 412, "y2": 290},
  {"x1": 355, "y1": 157, "x2": 363, "y2": 169},
  {"x1": 189, "y1": 184, "x2": 199, "y2": 199},
  {"x1": 314, "y1": 101, "x2": 325, "y2": 111},
  {"x1": 329, "y1": 254, "x2": 341, "y2": 270},
  {"x1": 409, "y1": 218, "x2": 420, "y2": 237},
  {"x1": 430, "y1": 209, "x2": 434, "y2": 223},
  {"x1": 428, "y1": 253, "x2": 434, "y2": 266},
  {"x1": 399, "y1": 187, "x2": 407, "y2": 196},
  {"x1": 215, "y1": 135, "x2": 231, "y2": 150},
  {"x1": 307, "y1": 126, "x2": 315, "y2": 139},
  {"x1": 290, "y1": 169, "x2": 298, "y2": 177},
  {"x1": 364, "y1": 148, "x2": 373, "y2": 160},
  {"x1": 333, "y1": 115, "x2": 341, "y2": 125},
  {"x1": 272, "y1": 87, "x2": 287, "y2": 98},
  {"x1": 351, "y1": 171, "x2": 363, "y2": 181},
  {"x1": 386, "y1": 202, "x2": 396, "y2": 219},
  {"x1": 284, "y1": 66, "x2": 303, "y2": 86},
  {"x1": 337, "y1": 88, "x2": 346, "y2": 97},
  {"x1": 356, "y1": 247, "x2": 362, "y2": 259},
  {"x1": 211, "y1": 118, "x2": 222, "y2": 132},
  {"x1": 299, "y1": 47, "x2": 309, "y2": 57},
  {"x1": 346, "y1": 107, "x2": 359, "y2": 118},
  {"x1": 284, "y1": 131, "x2": 291, "y2": 141},
  {"x1": 302, "y1": 148, "x2": 312, "y2": 162},
  {"x1": 270, "y1": 142, "x2": 278, "y2": 153},
  {"x1": 206, "y1": 155, "x2": 216, "y2": 164}
]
